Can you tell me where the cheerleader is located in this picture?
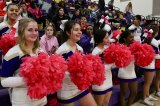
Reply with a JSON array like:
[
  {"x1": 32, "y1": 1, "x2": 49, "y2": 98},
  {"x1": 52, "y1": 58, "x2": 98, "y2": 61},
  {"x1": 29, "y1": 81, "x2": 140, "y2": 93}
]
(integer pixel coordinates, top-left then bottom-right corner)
[
  {"x1": 140, "y1": 25, "x2": 159, "y2": 106},
  {"x1": 55, "y1": 20, "x2": 97, "y2": 106},
  {"x1": 0, "y1": 18, "x2": 47, "y2": 106},
  {"x1": 0, "y1": 3, "x2": 18, "y2": 36},
  {"x1": 92, "y1": 29, "x2": 113, "y2": 106},
  {"x1": 118, "y1": 30, "x2": 137, "y2": 106}
]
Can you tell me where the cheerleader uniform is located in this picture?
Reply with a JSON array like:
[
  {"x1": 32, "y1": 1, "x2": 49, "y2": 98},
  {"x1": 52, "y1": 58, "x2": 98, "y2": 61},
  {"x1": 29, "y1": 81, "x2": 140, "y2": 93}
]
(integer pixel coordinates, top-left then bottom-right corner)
[
  {"x1": 118, "y1": 60, "x2": 137, "y2": 82},
  {"x1": 0, "y1": 20, "x2": 12, "y2": 36},
  {"x1": 130, "y1": 24, "x2": 142, "y2": 43},
  {"x1": 55, "y1": 42, "x2": 89, "y2": 104},
  {"x1": 92, "y1": 46, "x2": 113, "y2": 95},
  {"x1": 139, "y1": 38, "x2": 160, "y2": 72},
  {"x1": 0, "y1": 45, "x2": 47, "y2": 106}
]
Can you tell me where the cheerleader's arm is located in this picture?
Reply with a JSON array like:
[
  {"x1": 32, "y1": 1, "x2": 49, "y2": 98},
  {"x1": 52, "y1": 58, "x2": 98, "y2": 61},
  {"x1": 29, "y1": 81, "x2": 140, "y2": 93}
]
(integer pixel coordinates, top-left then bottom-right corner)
[{"x1": 1, "y1": 77, "x2": 26, "y2": 88}]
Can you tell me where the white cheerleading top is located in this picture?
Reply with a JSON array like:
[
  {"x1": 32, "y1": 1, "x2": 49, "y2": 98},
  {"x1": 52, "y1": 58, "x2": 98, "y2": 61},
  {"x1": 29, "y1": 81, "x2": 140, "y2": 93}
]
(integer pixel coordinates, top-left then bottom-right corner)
[
  {"x1": 55, "y1": 42, "x2": 84, "y2": 100},
  {"x1": 92, "y1": 46, "x2": 113, "y2": 91},
  {"x1": 118, "y1": 60, "x2": 136, "y2": 79},
  {"x1": 141, "y1": 38, "x2": 160, "y2": 69},
  {"x1": 130, "y1": 24, "x2": 142, "y2": 43},
  {"x1": 1, "y1": 45, "x2": 47, "y2": 106}
]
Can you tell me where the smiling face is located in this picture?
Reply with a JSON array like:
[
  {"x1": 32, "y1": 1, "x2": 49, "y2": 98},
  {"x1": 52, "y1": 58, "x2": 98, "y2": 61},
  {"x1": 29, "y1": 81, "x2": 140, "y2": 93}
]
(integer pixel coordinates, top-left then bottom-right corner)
[
  {"x1": 7, "y1": 4, "x2": 18, "y2": 21},
  {"x1": 68, "y1": 23, "x2": 82, "y2": 42},
  {"x1": 24, "y1": 22, "x2": 38, "y2": 44}
]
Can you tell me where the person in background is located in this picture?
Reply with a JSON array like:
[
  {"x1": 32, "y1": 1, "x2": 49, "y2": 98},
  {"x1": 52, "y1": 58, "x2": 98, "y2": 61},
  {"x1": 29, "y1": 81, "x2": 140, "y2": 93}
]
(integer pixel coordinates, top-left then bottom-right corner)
[
  {"x1": 40, "y1": 24, "x2": 59, "y2": 55},
  {"x1": 47, "y1": 1, "x2": 58, "y2": 22},
  {"x1": 20, "y1": 2, "x2": 35, "y2": 19},
  {"x1": 72, "y1": 9, "x2": 81, "y2": 22},
  {"x1": 79, "y1": 15, "x2": 88, "y2": 33},
  {"x1": 98, "y1": 0, "x2": 105, "y2": 12},
  {"x1": 129, "y1": 15, "x2": 142, "y2": 43},
  {"x1": 124, "y1": 2, "x2": 134, "y2": 24},
  {"x1": 79, "y1": 25, "x2": 94, "y2": 54},
  {"x1": 52, "y1": 7, "x2": 70, "y2": 31}
]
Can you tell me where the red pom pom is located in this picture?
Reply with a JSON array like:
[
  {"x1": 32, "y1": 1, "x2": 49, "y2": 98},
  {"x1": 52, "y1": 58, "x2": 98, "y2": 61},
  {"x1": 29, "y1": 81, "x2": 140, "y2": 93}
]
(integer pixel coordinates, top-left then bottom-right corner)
[
  {"x1": 114, "y1": 44, "x2": 134, "y2": 67},
  {"x1": 48, "y1": 54, "x2": 67, "y2": 94},
  {"x1": 84, "y1": 54, "x2": 105, "y2": 85},
  {"x1": 0, "y1": 2, "x2": 6, "y2": 10},
  {"x1": 0, "y1": 29, "x2": 16, "y2": 55},
  {"x1": 20, "y1": 53, "x2": 67, "y2": 99},
  {"x1": 103, "y1": 44, "x2": 116, "y2": 64},
  {"x1": 130, "y1": 42, "x2": 154, "y2": 67},
  {"x1": 68, "y1": 52, "x2": 95, "y2": 90},
  {"x1": 20, "y1": 53, "x2": 50, "y2": 99},
  {"x1": 104, "y1": 44, "x2": 133, "y2": 67},
  {"x1": 0, "y1": 10, "x2": 6, "y2": 16}
]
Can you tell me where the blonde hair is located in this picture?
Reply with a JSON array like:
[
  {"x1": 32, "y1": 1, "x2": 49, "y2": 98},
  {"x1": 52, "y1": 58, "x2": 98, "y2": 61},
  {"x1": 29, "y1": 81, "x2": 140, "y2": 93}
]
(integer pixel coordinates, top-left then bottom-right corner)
[{"x1": 18, "y1": 18, "x2": 39, "y2": 54}]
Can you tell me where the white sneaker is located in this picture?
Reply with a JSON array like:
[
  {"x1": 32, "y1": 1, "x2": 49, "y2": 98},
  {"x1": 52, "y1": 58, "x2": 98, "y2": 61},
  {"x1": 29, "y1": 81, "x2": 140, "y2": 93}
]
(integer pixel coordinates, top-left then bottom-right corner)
[
  {"x1": 155, "y1": 91, "x2": 160, "y2": 97},
  {"x1": 143, "y1": 98, "x2": 154, "y2": 106},
  {"x1": 148, "y1": 95, "x2": 158, "y2": 101}
]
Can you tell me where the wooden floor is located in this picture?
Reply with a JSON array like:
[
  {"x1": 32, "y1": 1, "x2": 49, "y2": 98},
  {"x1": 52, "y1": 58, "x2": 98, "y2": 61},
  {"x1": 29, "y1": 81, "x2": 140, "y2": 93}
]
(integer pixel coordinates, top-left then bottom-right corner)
[{"x1": 132, "y1": 94, "x2": 160, "y2": 106}]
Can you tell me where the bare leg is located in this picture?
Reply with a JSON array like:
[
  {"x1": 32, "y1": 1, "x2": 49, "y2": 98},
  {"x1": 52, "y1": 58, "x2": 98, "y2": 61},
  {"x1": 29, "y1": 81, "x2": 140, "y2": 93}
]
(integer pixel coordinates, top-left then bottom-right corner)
[
  {"x1": 119, "y1": 82, "x2": 128, "y2": 106},
  {"x1": 143, "y1": 71, "x2": 155, "y2": 100},
  {"x1": 78, "y1": 93, "x2": 98, "y2": 106},
  {"x1": 94, "y1": 94, "x2": 105, "y2": 106},
  {"x1": 155, "y1": 69, "x2": 160, "y2": 93},
  {"x1": 103, "y1": 91, "x2": 112, "y2": 106},
  {"x1": 127, "y1": 81, "x2": 137, "y2": 106},
  {"x1": 60, "y1": 103, "x2": 74, "y2": 106}
]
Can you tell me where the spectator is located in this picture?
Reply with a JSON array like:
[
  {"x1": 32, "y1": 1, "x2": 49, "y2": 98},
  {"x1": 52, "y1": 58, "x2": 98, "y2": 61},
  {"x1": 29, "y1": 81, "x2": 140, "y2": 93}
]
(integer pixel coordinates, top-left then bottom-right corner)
[
  {"x1": 80, "y1": 25, "x2": 94, "y2": 54},
  {"x1": 40, "y1": 24, "x2": 59, "y2": 55},
  {"x1": 52, "y1": 7, "x2": 70, "y2": 31}
]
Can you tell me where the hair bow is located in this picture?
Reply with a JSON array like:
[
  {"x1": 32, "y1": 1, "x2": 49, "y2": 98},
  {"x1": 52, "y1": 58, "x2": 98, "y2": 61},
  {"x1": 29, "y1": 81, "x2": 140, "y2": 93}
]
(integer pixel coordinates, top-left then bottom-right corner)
[
  {"x1": 143, "y1": 29, "x2": 153, "y2": 38},
  {"x1": 99, "y1": 15, "x2": 110, "y2": 24}
]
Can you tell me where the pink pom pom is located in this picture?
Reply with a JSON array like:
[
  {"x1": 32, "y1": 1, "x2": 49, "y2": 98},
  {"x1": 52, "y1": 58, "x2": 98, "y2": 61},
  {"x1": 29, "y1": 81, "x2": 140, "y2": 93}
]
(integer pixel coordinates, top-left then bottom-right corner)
[
  {"x1": 114, "y1": 44, "x2": 134, "y2": 67},
  {"x1": 68, "y1": 52, "x2": 95, "y2": 90},
  {"x1": 84, "y1": 54, "x2": 105, "y2": 85},
  {"x1": 48, "y1": 54, "x2": 67, "y2": 94},
  {"x1": 103, "y1": 44, "x2": 116, "y2": 64},
  {"x1": 0, "y1": 29, "x2": 16, "y2": 55},
  {"x1": 130, "y1": 42, "x2": 154, "y2": 67}
]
